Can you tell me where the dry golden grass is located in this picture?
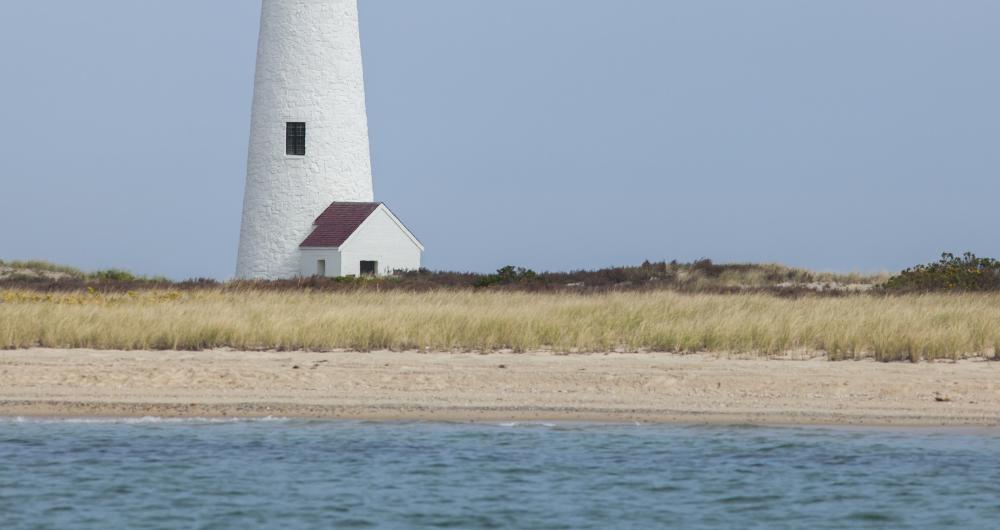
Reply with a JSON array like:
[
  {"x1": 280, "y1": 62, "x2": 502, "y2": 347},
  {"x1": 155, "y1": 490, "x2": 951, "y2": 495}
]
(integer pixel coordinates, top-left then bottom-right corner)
[{"x1": 2, "y1": 289, "x2": 998, "y2": 361}]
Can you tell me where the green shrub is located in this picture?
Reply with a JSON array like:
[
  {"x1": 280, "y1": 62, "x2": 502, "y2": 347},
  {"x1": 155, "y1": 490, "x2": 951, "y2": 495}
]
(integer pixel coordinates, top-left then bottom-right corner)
[
  {"x1": 884, "y1": 253, "x2": 1000, "y2": 292},
  {"x1": 475, "y1": 266, "x2": 540, "y2": 288},
  {"x1": 90, "y1": 269, "x2": 137, "y2": 282}
]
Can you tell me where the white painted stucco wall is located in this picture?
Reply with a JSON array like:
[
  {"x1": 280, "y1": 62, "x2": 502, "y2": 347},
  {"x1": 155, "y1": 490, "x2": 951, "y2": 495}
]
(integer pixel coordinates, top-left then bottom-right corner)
[
  {"x1": 299, "y1": 248, "x2": 343, "y2": 278},
  {"x1": 236, "y1": 0, "x2": 374, "y2": 280},
  {"x1": 299, "y1": 206, "x2": 423, "y2": 277},
  {"x1": 340, "y1": 207, "x2": 423, "y2": 276}
]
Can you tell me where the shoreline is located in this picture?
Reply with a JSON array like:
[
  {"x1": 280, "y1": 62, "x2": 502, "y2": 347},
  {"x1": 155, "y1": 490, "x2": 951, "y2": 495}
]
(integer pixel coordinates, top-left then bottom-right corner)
[
  {"x1": 4, "y1": 402, "x2": 998, "y2": 428},
  {"x1": 2, "y1": 349, "x2": 999, "y2": 427}
]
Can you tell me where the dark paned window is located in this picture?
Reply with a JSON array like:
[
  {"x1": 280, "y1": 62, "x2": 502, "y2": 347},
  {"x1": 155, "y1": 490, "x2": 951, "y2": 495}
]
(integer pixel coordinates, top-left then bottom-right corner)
[{"x1": 286, "y1": 122, "x2": 306, "y2": 156}]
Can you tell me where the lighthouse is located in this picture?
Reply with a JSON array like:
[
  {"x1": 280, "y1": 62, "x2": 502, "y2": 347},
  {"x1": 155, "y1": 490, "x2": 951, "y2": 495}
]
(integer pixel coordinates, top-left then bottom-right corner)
[{"x1": 236, "y1": 0, "x2": 421, "y2": 280}]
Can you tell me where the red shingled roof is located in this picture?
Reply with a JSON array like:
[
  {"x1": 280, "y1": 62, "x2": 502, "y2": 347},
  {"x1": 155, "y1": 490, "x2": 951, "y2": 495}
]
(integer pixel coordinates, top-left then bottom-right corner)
[{"x1": 300, "y1": 202, "x2": 381, "y2": 248}]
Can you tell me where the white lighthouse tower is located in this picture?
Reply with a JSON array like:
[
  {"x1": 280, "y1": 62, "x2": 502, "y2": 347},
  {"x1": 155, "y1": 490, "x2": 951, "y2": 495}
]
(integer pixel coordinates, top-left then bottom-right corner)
[{"x1": 236, "y1": 0, "x2": 376, "y2": 280}]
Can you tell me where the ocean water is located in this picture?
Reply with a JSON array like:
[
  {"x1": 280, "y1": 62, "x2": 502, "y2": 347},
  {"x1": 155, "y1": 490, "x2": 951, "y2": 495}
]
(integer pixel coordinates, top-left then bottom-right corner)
[{"x1": 1, "y1": 419, "x2": 998, "y2": 529}]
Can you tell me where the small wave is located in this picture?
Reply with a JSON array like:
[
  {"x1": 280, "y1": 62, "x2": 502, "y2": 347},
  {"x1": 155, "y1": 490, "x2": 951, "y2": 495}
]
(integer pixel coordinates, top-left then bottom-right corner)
[{"x1": 495, "y1": 422, "x2": 558, "y2": 428}]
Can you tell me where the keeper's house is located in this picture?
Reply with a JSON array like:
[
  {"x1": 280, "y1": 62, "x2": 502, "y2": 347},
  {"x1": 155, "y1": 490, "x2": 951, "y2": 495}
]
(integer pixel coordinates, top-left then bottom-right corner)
[{"x1": 299, "y1": 202, "x2": 423, "y2": 278}]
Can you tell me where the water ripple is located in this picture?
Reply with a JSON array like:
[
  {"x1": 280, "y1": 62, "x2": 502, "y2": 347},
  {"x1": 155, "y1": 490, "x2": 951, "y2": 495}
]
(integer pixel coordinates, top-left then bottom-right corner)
[{"x1": 1, "y1": 420, "x2": 999, "y2": 529}]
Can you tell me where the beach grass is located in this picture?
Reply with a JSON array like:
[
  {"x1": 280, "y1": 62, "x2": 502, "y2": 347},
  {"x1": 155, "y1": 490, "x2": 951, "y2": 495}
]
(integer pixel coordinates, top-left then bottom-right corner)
[{"x1": 2, "y1": 288, "x2": 998, "y2": 361}]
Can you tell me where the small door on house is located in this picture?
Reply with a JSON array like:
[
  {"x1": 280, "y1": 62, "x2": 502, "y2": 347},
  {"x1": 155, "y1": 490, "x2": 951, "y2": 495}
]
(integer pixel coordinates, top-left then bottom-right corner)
[
  {"x1": 317, "y1": 260, "x2": 326, "y2": 277},
  {"x1": 360, "y1": 260, "x2": 378, "y2": 276}
]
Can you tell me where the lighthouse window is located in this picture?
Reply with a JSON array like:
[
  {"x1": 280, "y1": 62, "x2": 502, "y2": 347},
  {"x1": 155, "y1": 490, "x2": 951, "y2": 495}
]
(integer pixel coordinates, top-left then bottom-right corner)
[{"x1": 286, "y1": 122, "x2": 306, "y2": 156}]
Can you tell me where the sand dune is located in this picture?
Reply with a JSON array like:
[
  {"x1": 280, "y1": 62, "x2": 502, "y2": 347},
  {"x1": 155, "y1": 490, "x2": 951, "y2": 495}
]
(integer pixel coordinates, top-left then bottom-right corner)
[{"x1": 1, "y1": 349, "x2": 998, "y2": 426}]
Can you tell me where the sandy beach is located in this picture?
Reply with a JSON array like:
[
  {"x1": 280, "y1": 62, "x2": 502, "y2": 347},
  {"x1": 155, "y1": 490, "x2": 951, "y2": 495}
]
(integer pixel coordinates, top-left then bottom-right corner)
[{"x1": 1, "y1": 349, "x2": 999, "y2": 426}]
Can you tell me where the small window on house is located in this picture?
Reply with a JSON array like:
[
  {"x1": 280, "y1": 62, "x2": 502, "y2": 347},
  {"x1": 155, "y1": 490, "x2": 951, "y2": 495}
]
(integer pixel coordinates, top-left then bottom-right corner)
[
  {"x1": 286, "y1": 122, "x2": 306, "y2": 156},
  {"x1": 360, "y1": 261, "x2": 378, "y2": 276}
]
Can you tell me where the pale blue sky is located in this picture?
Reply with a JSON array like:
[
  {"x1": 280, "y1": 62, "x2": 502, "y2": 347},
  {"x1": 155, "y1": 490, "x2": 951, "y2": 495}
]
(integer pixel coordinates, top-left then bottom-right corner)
[{"x1": 1, "y1": 1, "x2": 998, "y2": 279}]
